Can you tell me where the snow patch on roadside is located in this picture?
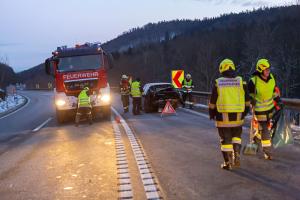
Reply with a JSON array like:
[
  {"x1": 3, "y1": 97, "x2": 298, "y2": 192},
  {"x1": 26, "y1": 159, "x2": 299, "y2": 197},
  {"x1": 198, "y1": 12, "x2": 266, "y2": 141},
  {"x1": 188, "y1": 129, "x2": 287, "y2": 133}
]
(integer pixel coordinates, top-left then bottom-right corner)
[
  {"x1": 0, "y1": 95, "x2": 25, "y2": 113},
  {"x1": 291, "y1": 124, "x2": 300, "y2": 131}
]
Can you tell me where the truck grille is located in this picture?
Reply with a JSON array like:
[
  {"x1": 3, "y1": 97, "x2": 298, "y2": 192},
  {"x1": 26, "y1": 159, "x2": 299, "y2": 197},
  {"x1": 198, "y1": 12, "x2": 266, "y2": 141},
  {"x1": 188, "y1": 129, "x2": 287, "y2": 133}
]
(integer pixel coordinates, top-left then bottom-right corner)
[{"x1": 64, "y1": 79, "x2": 98, "y2": 91}]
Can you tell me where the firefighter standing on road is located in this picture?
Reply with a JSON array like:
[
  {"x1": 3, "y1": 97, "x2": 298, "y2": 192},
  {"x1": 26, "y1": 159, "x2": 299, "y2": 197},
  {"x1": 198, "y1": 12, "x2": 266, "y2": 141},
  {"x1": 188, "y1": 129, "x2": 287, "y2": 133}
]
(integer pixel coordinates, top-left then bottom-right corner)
[
  {"x1": 75, "y1": 87, "x2": 92, "y2": 126},
  {"x1": 209, "y1": 59, "x2": 250, "y2": 170},
  {"x1": 130, "y1": 78, "x2": 142, "y2": 115},
  {"x1": 248, "y1": 59, "x2": 281, "y2": 160},
  {"x1": 182, "y1": 73, "x2": 194, "y2": 109},
  {"x1": 120, "y1": 74, "x2": 130, "y2": 113}
]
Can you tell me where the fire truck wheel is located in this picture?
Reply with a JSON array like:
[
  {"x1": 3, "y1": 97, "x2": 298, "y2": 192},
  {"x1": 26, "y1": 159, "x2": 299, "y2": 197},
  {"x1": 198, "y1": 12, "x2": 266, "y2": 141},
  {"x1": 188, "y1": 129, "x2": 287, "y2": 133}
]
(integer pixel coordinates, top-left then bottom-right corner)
[
  {"x1": 102, "y1": 106, "x2": 111, "y2": 120},
  {"x1": 56, "y1": 109, "x2": 65, "y2": 123}
]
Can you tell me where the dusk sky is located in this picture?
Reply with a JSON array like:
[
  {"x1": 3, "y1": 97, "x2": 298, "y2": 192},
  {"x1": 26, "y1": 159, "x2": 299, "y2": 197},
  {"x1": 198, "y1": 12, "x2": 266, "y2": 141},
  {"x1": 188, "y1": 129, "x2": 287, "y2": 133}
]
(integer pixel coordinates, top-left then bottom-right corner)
[{"x1": 0, "y1": 0, "x2": 295, "y2": 72}]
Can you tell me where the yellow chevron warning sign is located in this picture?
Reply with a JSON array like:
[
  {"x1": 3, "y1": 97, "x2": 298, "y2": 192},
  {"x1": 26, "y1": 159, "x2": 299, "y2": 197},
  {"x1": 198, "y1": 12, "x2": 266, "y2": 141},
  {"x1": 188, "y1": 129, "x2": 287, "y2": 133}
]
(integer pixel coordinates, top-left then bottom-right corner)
[{"x1": 172, "y1": 70, "x2": 184, "y2": 88}]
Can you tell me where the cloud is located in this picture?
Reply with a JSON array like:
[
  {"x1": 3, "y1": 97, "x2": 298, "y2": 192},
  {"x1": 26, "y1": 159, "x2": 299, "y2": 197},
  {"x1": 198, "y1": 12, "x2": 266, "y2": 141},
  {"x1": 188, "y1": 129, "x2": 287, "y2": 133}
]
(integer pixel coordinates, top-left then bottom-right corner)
[
  {"x1": 235, "y1": 0, "x2": 270, "y2": 7},
  {"x1": 192, "y1": 0, "x2": 271, "y2": 7},
  {"x1": 0, "y1": 43, "x2": 21, "y2": 47}
]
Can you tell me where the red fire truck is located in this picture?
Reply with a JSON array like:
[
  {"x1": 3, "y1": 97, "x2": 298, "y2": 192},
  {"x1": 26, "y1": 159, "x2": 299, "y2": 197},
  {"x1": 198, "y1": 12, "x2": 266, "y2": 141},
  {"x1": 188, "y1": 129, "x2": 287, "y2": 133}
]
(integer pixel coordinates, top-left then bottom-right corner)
[{"x1": 45, "y1": 43, "x2": 112, "y2": 123}]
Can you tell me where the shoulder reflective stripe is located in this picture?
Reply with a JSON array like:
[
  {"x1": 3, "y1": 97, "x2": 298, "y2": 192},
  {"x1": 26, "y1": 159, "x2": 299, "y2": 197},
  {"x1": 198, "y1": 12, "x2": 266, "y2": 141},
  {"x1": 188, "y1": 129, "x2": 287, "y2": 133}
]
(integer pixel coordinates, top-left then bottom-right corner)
[{"x1": 232, "y1": 137, "x2": 242, "y2": 144}]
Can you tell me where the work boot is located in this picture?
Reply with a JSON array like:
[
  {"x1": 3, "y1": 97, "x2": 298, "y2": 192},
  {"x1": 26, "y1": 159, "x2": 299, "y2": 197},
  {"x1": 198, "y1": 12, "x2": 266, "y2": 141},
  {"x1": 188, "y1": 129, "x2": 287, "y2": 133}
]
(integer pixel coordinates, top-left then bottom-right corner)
[
  {"x1": 263, "y1": 147, "x2": 272, "y2": 160},
  {"x1": 221, "y1": 151, "x2": 233, "y2": 170},
  {"x1": 264, "y1": 152, "x2": 272, "y2": 160},
  {"x1": 233, "y1": 152, "x2": 241, "y2": 167},
  {"x1": 233, "y1": 144, "x2": 241, "y2": 167},
  {"x1": 221, "y1": 162, "x2": 232, "y2": 170}
]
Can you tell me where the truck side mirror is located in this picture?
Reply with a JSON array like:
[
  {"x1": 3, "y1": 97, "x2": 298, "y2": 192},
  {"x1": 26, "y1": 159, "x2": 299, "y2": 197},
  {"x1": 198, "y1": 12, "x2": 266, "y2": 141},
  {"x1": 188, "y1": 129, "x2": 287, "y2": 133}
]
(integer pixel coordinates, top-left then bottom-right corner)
[
  {"x1": 107, "y1": 53, "x2": 114, "y2": 69},
  {"x1": 45, "y1": 59, "x2": 51, "y2": 75},
  {"x1": 45, "y1": 58, "x2": 55, "y2": 77}
]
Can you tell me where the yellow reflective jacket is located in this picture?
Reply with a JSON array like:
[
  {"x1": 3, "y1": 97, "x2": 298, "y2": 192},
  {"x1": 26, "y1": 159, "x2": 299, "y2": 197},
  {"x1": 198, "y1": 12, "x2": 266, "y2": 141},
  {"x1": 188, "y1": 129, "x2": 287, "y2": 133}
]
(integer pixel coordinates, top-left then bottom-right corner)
[
  {"x1": 131, "y1": 81, "x2": 141, "y2": 97},
  {"x1": 78, "y1": 89, "x2": 91, "y2": 108},
  {"x1": 216, "y1": 76, "x2": 245, "y2": 113},
  {"x1": 251, "y1": 74, "x2": 275, "y2": 112}
]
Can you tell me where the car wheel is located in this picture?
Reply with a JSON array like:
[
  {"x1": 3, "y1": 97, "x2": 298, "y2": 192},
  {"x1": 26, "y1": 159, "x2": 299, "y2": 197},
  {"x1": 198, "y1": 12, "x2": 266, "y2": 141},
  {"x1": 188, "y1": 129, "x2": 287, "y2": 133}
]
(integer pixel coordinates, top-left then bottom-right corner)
[{"x1": 144, "y1": 98, "x2": 152, "y2": 113}]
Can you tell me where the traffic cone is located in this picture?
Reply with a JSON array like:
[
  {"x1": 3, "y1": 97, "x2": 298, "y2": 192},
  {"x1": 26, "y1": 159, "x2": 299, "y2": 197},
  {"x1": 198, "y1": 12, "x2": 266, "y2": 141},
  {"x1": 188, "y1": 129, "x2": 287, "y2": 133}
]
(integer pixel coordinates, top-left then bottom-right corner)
[{"x1": 115, "y1": 116, "x2": 121, "y2": 123}]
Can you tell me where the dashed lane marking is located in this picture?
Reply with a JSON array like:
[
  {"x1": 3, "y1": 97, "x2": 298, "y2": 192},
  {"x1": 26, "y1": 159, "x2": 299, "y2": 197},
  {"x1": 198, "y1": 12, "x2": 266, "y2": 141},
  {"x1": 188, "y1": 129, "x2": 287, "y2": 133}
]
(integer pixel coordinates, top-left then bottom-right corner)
[
  {"x1": 32, "y1": 117, "x2": 52, "y2": 132},
  {"x1": 112, "y1": 117, "x2": 133, "y2": 200},
  {"x1": 112, "y1": 107, "x2": 163, "y2": 200}
]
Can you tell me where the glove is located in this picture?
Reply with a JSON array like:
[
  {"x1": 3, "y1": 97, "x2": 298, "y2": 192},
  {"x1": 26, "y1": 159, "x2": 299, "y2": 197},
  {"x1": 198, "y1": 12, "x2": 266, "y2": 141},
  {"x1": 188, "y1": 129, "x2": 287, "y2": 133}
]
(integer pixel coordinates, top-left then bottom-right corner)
[
  {"x1": 209, "y1": 109, "x2": 216, "y2": 120},
  {"x1": 242, "y1": 106, "x2": 250, "y2": 118},
  {"x1": 251, "y1": 98, "x2": 256, "y2": 106}
]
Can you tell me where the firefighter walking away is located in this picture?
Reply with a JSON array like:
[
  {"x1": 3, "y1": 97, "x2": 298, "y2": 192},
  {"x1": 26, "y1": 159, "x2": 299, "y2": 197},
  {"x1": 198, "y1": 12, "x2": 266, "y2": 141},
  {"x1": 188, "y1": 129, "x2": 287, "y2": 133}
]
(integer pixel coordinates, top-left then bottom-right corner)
[
  {"x1": 75, "y1": 87, "x2": 93, "y2": 126},
  {"x1": 120, "y1": 74, "x2": 130, "y2": 113},
  {"x1": 209, "y1": 59, "x2": 250, "y2": 170}
]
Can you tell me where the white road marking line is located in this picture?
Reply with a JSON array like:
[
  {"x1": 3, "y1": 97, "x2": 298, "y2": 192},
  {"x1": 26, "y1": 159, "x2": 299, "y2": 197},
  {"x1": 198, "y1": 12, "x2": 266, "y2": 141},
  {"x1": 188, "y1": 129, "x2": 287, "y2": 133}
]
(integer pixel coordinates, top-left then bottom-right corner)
[
  {"x1": 32, "y1": 117, "x2": 52, "y2": 132},
  {"x1": 181, "y1": 107, "x2": 252, "y2": 131},
  {"x1": 112, "y1": 117, "x2": 133, "y2": 200},
  {"x1": 112, "y1": 107, "x2": 162, "y2": 200},
  {"x1": 0, "y1": 95, "x2": 31, "y2": 120},
  {"x1": 179, "y1": 107, "x2": 209, "y2": 118}
]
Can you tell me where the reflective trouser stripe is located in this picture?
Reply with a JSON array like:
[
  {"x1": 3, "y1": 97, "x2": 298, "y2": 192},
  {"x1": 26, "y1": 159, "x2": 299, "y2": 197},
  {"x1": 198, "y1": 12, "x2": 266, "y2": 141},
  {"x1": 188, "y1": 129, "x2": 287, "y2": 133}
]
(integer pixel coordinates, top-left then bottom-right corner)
[
  {"x1": 216, "y1": 120, "x2": 244, "y2": 127},
  {"x1": 232, "y1": 137, "x2": 241, "y2": 144},
  {"x1": 255, "y1": 114, "x2": 268, "y2": 121},
  {"x1": 221, "y1": 144, "x2": 233, "y2": 152},
  {"x1": 261, "y1": 139, "x2": 271, "y2": 147}
]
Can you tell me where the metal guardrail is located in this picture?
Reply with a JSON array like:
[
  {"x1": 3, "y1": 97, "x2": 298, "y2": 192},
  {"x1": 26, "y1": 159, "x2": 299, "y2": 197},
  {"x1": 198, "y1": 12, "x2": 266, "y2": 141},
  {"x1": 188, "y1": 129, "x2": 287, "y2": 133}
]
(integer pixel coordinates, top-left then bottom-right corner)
[
  {"x1": 191, "y1": 91, "x2": 300, "y2": 111},
  {"x1": 190, "y1": 90, "x2": 300, "y2": 126}
]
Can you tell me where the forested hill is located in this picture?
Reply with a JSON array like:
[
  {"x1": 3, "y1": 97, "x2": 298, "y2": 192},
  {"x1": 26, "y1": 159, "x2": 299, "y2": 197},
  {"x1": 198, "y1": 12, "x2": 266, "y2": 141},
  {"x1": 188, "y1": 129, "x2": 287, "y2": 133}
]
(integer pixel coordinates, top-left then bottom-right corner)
[
  {"x1": 0, "y1": 62, "x2": 18, "y2": 89},
  {"x1": 102, "y1": 20, "x2": 202, "y2": 52},
  {"x1": 18, "y1": 63, "x2": 53, "y2": 89},
  {"x1": 106, "y1": 5, "x2": 300, "y2": 98},
  {"x1": 18, "y1": 5, "x2": 300, "y2": 97}
]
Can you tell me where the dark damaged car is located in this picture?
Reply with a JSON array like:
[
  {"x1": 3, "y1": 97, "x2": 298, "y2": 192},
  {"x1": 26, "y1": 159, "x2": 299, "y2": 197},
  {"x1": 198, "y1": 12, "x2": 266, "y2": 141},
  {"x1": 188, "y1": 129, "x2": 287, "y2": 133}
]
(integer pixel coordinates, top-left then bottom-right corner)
[{"x1": 143, "y1": 83, "x2": 181, "y2": 113}]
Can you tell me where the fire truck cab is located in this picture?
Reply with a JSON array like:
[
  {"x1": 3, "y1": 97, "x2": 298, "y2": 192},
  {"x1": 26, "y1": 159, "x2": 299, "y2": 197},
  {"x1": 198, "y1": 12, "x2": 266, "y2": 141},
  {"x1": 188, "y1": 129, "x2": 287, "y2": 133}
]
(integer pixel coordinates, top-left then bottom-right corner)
[{"x1": 45, "y1": 42, "x2": 112, "y2": 123}]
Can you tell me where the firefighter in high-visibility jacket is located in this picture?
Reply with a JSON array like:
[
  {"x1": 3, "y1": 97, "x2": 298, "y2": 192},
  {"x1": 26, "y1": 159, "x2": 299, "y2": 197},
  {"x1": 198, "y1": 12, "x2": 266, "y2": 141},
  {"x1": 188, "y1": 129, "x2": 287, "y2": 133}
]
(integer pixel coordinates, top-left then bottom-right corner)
[
  {"x1": 248, "y1": 59, "x2": 281, "y2": 160},
  {"x1": 181, "y1": 73, "x2": 194, "y2": 109},
  {"x1": 75, "y1": 87, "x2": 92, "y2": 126},
  {"x1": 209, "y1": 59, "x2": 250, "y2": 170},
  {"x1": 130, "y1": 78, "x2": 143, "y2": 115}
]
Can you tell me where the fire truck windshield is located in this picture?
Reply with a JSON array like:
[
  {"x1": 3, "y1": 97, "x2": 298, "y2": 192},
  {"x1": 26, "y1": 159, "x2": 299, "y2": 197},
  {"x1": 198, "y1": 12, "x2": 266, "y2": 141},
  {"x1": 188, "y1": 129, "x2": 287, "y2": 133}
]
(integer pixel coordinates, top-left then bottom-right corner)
[{"x1": 57, "y1": 55, "x2": 102, "y2": 72}]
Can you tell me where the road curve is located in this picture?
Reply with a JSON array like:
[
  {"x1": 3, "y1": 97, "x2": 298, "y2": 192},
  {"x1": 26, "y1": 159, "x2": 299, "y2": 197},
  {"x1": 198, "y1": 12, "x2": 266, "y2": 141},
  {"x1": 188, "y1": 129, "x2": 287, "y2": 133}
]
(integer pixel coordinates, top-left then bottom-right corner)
[{"x1": 0, "y1": 91, "x2": 299, "y2": 200}]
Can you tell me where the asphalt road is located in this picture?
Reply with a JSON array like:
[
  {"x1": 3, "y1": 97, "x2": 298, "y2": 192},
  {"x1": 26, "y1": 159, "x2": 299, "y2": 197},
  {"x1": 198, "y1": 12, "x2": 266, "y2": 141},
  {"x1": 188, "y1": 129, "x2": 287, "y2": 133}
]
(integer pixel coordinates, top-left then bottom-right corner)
[
  {"x1": 0, "y1": 90, "x2": 299, "y2": 200},
  {"x1": 0, "y1": 91, "x2": 54, "y2": 141}
]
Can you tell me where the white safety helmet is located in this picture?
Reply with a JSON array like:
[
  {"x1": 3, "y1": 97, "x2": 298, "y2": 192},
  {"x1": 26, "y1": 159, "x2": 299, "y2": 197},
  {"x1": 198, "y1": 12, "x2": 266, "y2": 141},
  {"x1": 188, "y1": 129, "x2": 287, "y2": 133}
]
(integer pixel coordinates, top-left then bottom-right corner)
[
  {"x1": 122, "y1": 74, "x2": 128, "y2": 79},
  {"x1": 186, "y1": 74, "x2": 191, "y2": 79}
]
